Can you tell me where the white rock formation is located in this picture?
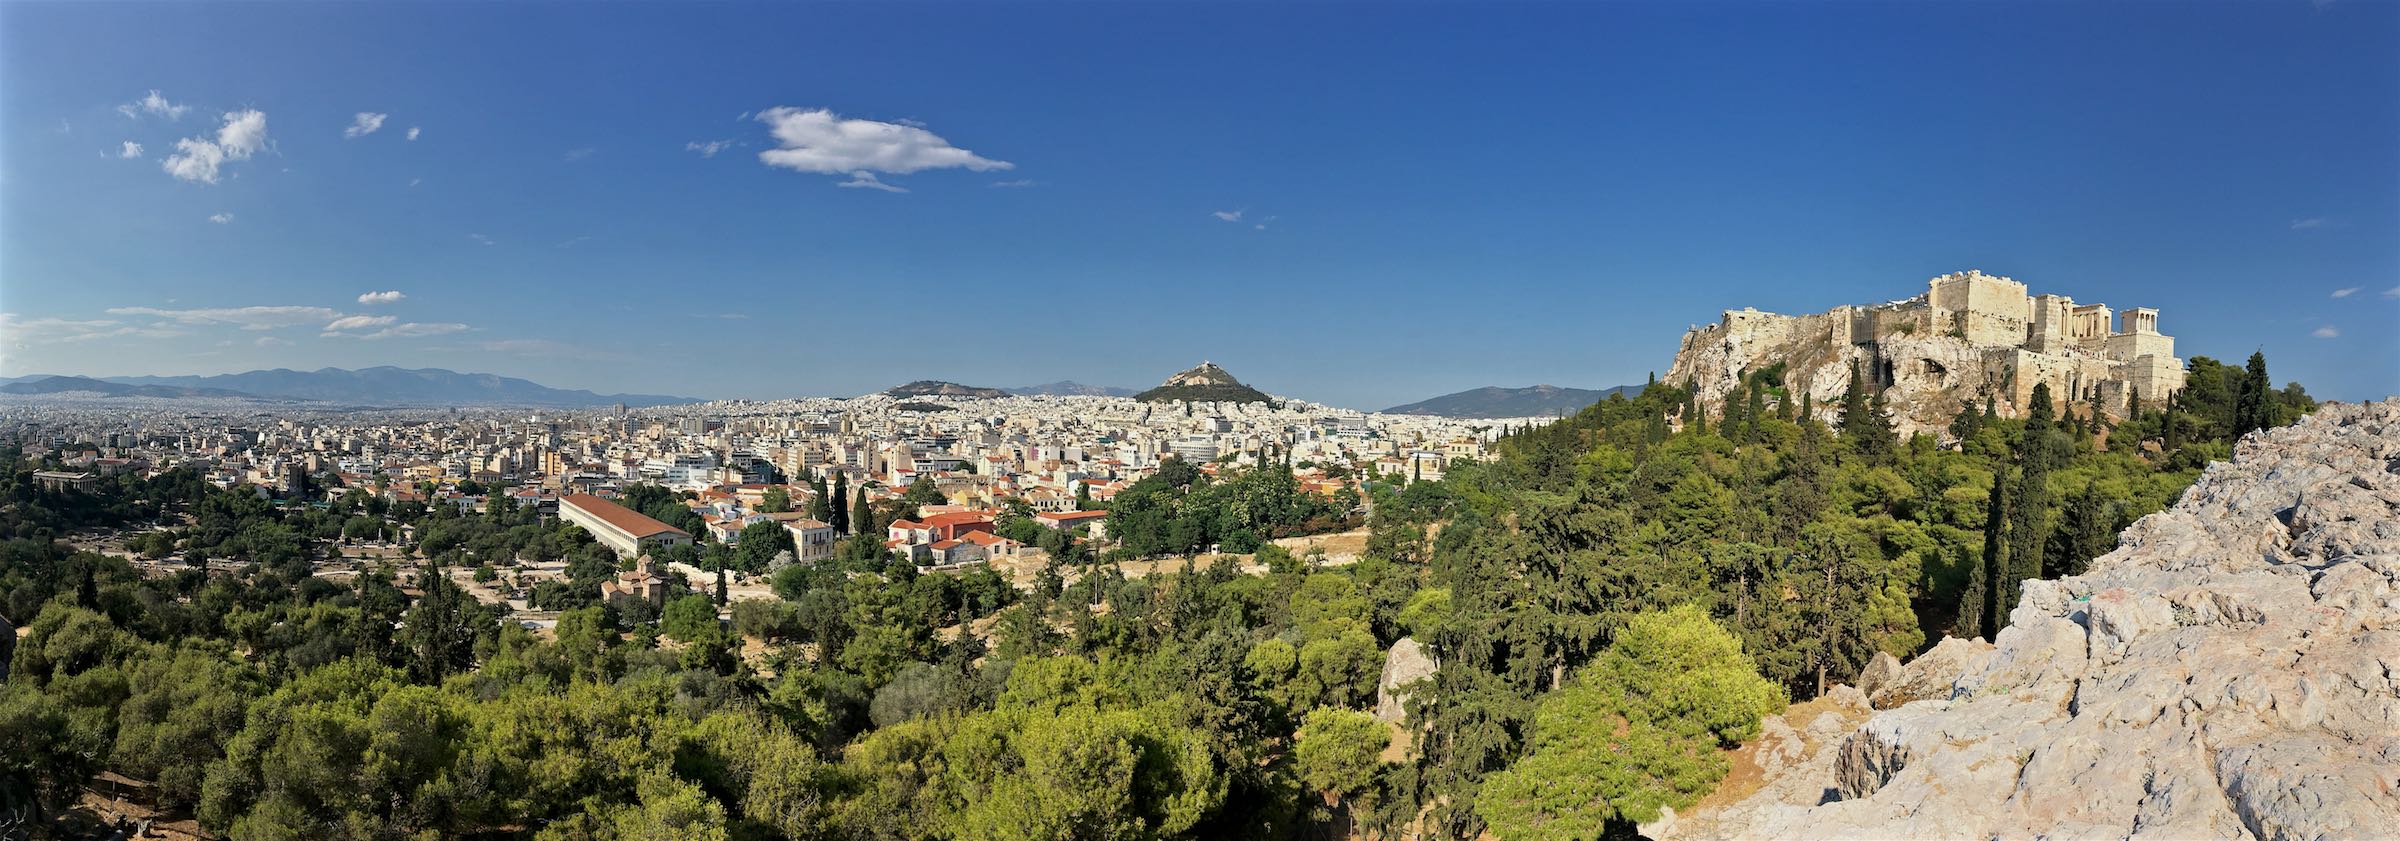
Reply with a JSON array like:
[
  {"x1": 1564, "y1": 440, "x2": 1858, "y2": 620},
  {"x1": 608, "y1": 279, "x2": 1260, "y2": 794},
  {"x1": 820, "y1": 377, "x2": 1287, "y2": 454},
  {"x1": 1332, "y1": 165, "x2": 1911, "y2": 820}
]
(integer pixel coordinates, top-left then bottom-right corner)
[
  {"x1": 1654, "y1": 400, "x2": 2400, "y2": 840},
  {"x1": 1376, "y1": 637, "x2": 1437, "y2": 723}
]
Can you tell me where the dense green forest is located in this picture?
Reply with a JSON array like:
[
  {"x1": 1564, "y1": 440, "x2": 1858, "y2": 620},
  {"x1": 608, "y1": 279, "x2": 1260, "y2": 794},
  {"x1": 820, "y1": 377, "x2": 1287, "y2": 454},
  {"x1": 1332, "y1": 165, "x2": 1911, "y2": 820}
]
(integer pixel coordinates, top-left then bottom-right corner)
[{"x1": 0, "y1": 353, "x2": 2308, "y2": 840}]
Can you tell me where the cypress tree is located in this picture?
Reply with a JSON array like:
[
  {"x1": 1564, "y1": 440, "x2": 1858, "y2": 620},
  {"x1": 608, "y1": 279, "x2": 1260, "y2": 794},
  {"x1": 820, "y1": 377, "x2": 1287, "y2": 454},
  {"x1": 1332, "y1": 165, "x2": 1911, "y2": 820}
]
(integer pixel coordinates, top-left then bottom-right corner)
[
  {"x1": 830, "y1": 472, "x2": 851, "y2": 534},
  {"x1": 1982, "y1": 466, "x2": 2010, "y2": 638},
  {"x1": 715, "y1": 564, "x2": 728, "y2": 605},
  {"x1": 1956, "y1": 543, "x2": 1986, "y2": 642},
  {"x1": 2163, "y1": 390, "x2": 2183, "y2": 453},
  {"x1": 852, "y1": 490, "x2": 875, "y2": 538},
  {"x1": 1745, "y1": 382, "x2": 1767, "y2": 443},
  {"x1": 2234, "y1": 351, "x2": 2275, "y2": 437},
  {"x1": 2007, "y1": 384, "x2": 2055, "y2": 606}
]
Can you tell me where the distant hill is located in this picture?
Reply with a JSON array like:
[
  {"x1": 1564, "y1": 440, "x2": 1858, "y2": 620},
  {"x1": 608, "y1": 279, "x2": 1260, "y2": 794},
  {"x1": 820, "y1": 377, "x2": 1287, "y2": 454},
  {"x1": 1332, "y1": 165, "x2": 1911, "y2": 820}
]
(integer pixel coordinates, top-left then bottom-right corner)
[
  {"x1": 886, "y1": 380, "x2": 1010, "y2": 399},
  {"x1": 1007, "y1": 381, "x2": 1137, "y2": 398},
  {"x1": 69, "y1": 367, "x2": 692, "y2": 406},
  {"x1": 1135, "y1": 362, "x2": 1273, "y2": 404},
  {"x1": 0, "y1": 375, "x2": 263, "y2": 400},
  {"x1": 1381, "y1": 384, "x2": 1636, "y2": 418}
]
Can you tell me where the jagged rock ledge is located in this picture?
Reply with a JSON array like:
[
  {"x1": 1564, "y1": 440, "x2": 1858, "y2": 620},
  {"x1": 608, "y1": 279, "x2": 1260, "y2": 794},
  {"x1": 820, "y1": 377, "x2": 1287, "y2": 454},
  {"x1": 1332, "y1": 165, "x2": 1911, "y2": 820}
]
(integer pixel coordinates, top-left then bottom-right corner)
[{"x1": 1650, "y1": 399, "x2": 2400, "y2": 841}]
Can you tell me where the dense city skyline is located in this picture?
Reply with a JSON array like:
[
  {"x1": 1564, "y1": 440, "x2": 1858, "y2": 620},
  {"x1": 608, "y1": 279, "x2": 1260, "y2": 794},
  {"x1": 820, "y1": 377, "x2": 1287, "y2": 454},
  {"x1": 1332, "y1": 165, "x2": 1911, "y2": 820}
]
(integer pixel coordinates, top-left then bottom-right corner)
[{"x1": 3, "y1": 2, "x2": 2394, "y2": 409}]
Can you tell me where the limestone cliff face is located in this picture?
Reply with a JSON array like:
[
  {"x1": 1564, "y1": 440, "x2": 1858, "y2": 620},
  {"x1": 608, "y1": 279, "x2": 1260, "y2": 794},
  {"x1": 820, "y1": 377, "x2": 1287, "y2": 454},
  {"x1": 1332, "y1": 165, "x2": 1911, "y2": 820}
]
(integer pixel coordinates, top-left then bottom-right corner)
[
  {"x1": 1664, "y1": 270, "x2": 2184, "y2": 439},
  {"x1": 1648, "y1": 400, "x2": 2400, "y2": 841}
]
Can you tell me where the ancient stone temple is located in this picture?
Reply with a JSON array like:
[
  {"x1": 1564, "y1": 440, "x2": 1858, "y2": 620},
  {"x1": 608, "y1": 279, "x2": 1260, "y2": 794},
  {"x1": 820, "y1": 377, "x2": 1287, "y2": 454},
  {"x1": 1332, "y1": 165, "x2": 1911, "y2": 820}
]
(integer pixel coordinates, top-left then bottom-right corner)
[{"x1": 1665, "y1": 270, "x2": 2186, "y2": 438}]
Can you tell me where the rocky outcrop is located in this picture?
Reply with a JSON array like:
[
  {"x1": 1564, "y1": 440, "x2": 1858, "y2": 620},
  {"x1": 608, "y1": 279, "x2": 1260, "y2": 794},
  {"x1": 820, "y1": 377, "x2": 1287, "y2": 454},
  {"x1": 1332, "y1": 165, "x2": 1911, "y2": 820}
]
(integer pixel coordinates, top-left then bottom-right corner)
[
  {"x1": 1375, "y1": 637, "x2": 1436, "y2": 723},
  {"x1": 1654, "y1": 400, "x2": 2400, "y2": 841},
  {"x1": 1664, "y1": 270, "x2": 2183, "y2": 438}
]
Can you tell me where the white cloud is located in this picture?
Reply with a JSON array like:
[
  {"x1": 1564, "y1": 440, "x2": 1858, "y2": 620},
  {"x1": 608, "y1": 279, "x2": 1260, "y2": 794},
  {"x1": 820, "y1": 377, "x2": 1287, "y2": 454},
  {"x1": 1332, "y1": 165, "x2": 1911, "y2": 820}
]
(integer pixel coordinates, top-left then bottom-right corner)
[
  {"x1": 409, "y1": 177, "x2": 423, "y2": 188},
  {"x1": 118, "y1": 141, "x2": 143, "y2": 159},
  {"x1": 990, "y1": 179, "x2": 1040, "y2": 188},
  {"x1": 467, "y1": 233, "x2": 494, "y2": 246},
  {"x1": 161, "y1": 109, "x2": 270, "y2": 184},
  {"x1": 836, "y1": 171, "x2": 908, "y2": 193},
  {"x1": 2331, "y1": 287, "x2": 2360, "y2": 298},
  {"x1": 255, "y1": 336, "x2": 291, "y2": 347},
  {"x1": 356, "y1": 322, "x2": 468, "y2": 340},
  {"x1": 2290, "y1": 217, "x2": 2327, "y2": 230},
  {"x1": 563, "y1": 147, "x2": 596, "y2": 162},
  {"x1": 357, "y1": 290, "x2": 407, "y2": 305},
  {"x1": 1212, "y1": 210, "x2": 1243, "y2": 222},
  {"x1": 107, "y1": 304, "x2": 336, "y2": 330},
  {"x1": 118, "y1": 90, "x2": 190, "y2": 120},
  {"x1": 686, "y1": 139, "x2": 736, "y2": 157},
  {"x1": 2386, "y1": 286, "x2": 2400, "y2": 299},
  {"x1": 344, "y1": 112, "x2": 388, "y2": 139},
  {"x1": 208, "y1": 213, "x2": 233, "y2": 224},
  {"x1": 2311, "y1": 325, "x2": 2340, "y2": 339},
  {"x1": 754, "y1": 107, "x2": 1011, "y2": 189},
  {"x1": 406, "y1": 126, "x2": 421, "y2": 141},
  {"x1": 322, "y1": 314, "x2": 397, "y2": 333}
]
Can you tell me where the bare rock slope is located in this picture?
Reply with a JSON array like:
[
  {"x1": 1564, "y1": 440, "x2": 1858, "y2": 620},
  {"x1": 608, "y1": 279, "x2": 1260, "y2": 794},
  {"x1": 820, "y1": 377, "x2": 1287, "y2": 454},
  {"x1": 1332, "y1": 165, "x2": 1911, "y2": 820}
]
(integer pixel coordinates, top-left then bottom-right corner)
[{"x1": 1654, "y1": 400, "x2": 2400, "y2": 840}]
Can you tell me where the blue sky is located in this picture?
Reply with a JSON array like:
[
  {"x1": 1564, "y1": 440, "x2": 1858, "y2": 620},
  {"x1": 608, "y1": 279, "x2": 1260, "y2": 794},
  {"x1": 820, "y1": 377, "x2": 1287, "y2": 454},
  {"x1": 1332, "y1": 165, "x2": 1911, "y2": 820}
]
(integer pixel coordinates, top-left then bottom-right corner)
[{"x1": 2, "y1": 1, "x2": 2393, "y2": 409}]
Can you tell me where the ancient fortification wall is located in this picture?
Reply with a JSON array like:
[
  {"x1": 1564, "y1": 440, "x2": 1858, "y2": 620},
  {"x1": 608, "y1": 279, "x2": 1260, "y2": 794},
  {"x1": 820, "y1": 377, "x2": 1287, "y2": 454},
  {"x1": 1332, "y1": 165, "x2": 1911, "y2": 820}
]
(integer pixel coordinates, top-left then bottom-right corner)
[{"x1": 1664, "y1": 270, "x2": 2187, "y2": 438}]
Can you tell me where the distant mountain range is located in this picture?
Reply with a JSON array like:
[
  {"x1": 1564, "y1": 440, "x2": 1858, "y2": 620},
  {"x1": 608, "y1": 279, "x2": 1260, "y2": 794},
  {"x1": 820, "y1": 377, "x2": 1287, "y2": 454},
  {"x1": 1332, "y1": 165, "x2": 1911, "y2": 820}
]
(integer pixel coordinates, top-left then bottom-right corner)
[
  {"x1": 0, "y1": 375, "x2": 264, "y2": 400},
  {"x1": 1381, "y1": 384, "x2": 1637, "y2": 418},
  {"x1": 0, "y1": 367, "x2": 693, "y2": 407},
  {"x1": 885, "y1": 380, "x2": 1012, "y2": 399},
  {"x1": 1006, "y1": 381, "x2": 1137, "y2": 398},
  {"x1": 1136, "y1": 362, "x2": 1274, "y2": 404}
]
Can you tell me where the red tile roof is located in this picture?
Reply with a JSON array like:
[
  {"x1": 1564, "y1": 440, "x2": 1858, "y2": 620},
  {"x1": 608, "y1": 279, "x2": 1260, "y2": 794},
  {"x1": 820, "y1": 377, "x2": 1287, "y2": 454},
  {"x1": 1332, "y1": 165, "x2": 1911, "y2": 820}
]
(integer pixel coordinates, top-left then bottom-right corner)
[{"x1": 563, "y1": 493, "x2": 689, "y2": 539}]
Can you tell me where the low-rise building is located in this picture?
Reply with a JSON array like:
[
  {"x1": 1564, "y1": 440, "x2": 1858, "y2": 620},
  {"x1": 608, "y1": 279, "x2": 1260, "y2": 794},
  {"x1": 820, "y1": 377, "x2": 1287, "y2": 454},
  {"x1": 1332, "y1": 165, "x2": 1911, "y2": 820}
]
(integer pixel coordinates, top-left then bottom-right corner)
[{"x1": 562, "y1": 493, "x2": 693, "y2": 557}]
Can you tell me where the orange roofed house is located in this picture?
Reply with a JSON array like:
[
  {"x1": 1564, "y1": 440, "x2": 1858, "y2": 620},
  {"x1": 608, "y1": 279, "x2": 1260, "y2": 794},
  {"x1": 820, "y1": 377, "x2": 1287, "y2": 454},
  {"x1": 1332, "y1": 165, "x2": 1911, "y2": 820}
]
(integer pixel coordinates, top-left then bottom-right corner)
[{"x1": 561, "y1": 493, "x2": 693, "y2": 557}]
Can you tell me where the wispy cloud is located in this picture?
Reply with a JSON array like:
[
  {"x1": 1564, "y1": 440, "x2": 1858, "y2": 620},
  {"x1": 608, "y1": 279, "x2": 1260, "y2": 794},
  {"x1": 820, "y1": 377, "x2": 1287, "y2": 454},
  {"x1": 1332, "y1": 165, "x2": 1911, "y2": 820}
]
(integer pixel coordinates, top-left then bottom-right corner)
[
  {"x1": 2290, "y1": 217, "x2": 2327, "y2": 230},
  {"x1": 406, "y1": 126, "x2": 421, "y2": 141},
  {"x1": 161, "y1": 109, "x2": 270, "y2": 184},
  {"x1": 0, "y1": 314, "x2": 182, "y2": 349},
  {"x1": 107, "y1": 305, "x2": 337, "y2": 330},
  {"x1": 470, "y1": 338, "x2": 621, "y2": 359},
  {"x1": 2386, "y1": 286, "x2": 2400, "y2": 300},
  {"x1": 344, "y1": 112, "x2": 388, "y2": 139},
  {"x1": 563, "y1": 147, "x2": 597, "y2": 162},
  {"x1": 686, "y1": 139, "x2": 736, "y2": 157},
  {"x1": 208, "y1": 212, "x2": 233, "y2": 224},
  {"x1": 990, "y1": 179, "x2": 1040, "y2": 188},
  {"x1": 837, "y1": 171, "x2": 908, "y2": 193},
  {"x1": 355, "y1": 322, "x2": 468, "y2": 340},
  {"x1": 255, "y1": 336, "x2": 291, "y2": 347},
  {"x1": 357, "y1": 290, "x2": 407, "y2": 305},
  {"x1": 2311, "y1": 325, "x2": 2340, "y2": 339},
  {"x1": 754, "y1": 107, "x2": 1011, "y2": 190},
  {"x1": 468, "y1": 233, "x2": 494, "y2": 246},
  {"x1": 1212, "y1": 210, "x2": 1243, "y2": 222},
  {"x1": 117, "y1": 90, "x2": 190, "y2": 120},
  {"x1": 118, "y1": 141, "x2": 143, "y2": 159},
  {"x1": 2331, "y1": 287, "x2": 2360, "y2": 298},
  {"x1": 322, "y1": 314, "x2": 397, "y2": 333}
]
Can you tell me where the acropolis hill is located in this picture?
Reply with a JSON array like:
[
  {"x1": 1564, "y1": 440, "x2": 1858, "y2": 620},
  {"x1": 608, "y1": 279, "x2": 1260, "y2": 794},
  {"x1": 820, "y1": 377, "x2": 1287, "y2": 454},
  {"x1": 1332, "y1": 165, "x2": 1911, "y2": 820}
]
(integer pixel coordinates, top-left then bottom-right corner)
[{"x1": 1665, "y1": 270, "x2": 2186, "y2": 438}]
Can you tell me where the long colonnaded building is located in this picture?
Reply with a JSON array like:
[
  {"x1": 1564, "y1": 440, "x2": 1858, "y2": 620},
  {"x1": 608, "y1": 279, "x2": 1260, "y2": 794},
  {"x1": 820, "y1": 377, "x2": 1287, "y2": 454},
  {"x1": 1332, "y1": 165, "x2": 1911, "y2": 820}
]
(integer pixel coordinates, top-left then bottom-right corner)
[{"x1": 560, "y1": 493, "x2": 693, "y2": 557}]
